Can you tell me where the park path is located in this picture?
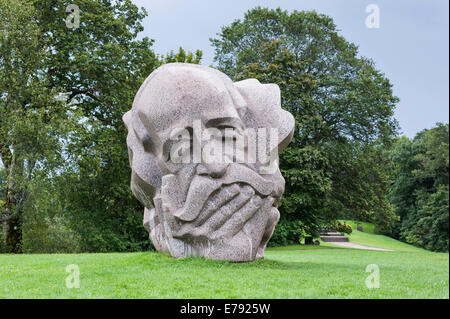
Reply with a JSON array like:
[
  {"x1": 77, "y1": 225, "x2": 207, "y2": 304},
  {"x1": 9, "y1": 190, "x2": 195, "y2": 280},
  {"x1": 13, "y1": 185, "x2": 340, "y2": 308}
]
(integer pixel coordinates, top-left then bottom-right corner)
[{"x1": 329, "y1": 242, "x2": 394, "y2": 251}]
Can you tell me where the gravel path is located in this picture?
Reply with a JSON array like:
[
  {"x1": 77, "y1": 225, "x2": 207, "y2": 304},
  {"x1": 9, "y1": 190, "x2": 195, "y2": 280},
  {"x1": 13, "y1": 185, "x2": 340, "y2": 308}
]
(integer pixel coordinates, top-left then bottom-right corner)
[{"x1": 329, "y1": 242, "x2": 394, "y2": 251}]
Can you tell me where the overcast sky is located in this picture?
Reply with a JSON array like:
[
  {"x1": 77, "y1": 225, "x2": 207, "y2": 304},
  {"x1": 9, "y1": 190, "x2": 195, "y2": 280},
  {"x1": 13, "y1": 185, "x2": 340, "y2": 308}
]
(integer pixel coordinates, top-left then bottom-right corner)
[{"x1": 132, "y1": 0, "x2": 449, "y2": 138}]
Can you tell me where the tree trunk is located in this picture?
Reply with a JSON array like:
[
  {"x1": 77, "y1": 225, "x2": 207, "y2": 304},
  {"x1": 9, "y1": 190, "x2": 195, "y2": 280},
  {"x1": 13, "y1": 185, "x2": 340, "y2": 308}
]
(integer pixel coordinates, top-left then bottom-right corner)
[
  {"x1": 5, "y1": 213, "x2": 22, "y2": 253},
  {"x1": 1, "y1": 220, "x2": 7, "y2": 245},
  {"x1": 0, "y1": 144, "x2": 25, "y2": 253}
]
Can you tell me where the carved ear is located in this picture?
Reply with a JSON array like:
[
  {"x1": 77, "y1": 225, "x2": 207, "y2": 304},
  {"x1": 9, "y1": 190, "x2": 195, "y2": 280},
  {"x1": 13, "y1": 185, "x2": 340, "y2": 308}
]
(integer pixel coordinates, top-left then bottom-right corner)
[
  {"x1": 123, "y1": 110, "x2": 155, "y2": 154},
  {"x1": 123, "y1": 110, "x2": 163, "y2": 208},
  {"x1": 234, "y1": 79, "x2": 295, "y2": 154}
]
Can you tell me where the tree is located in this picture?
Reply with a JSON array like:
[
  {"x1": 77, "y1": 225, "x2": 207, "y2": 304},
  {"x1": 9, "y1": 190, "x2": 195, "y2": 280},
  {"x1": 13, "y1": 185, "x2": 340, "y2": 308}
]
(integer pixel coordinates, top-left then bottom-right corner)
[
  {"x1": 0, "y1": 167, "x2": 5, "y2": 198},
  {"x1": 390, "y1": 123, "x2": 449, "y2": 251},
  {"x1": 2, "y1": 0, "x2": 205, "y2": 253},
  {"x1": 211, "y1": 7, "x2": 399, "y2": 242},
  {"x1": 0, "y1": 0, "x2": 74, "y2": 252},
  {"x1": 163, "y1": 47, "x2": 203, "y2": 64},
  {"x1": 0, "y1": 165, "x2": 5, "y2": 246},
  {"x1": 325, "y1": 140, "x2": 398, "y2": 233},
  {"x1": 26, "y1": 0, "x2": 161, "y2": 252},
  {"x1": 0, "y1": 0, "x2": 161, "y2": 252}
]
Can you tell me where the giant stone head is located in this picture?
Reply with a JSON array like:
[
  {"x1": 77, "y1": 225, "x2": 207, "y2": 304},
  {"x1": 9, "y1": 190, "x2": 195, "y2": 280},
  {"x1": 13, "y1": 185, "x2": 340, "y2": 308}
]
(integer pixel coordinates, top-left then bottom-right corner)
[{"x1": 123, "y1": 63, "x2": 294, "y2": 262}]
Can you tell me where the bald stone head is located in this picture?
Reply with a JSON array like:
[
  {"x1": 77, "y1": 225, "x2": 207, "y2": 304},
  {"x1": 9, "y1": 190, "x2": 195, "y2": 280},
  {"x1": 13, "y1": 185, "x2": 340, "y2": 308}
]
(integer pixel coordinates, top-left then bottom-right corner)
[{"x1": 123, "y1": 63, "x2": 294, "y2": 261}]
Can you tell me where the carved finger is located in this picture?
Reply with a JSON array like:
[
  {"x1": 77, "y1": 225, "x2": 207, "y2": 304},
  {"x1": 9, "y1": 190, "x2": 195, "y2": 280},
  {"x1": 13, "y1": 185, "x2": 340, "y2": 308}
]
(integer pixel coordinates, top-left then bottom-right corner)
[
  {"x1": 211, "y1": 194, "x2": 262, "y2": 240},
  {"x1": 256, "y1": 206, "x2": 280, "y2": 259},
  {"x1": 241, "y1": 196, "x2": 275, "y2": 258},
  {"x1": 194, "y1": 184, "x2": 241, "y2": 227},
  {"x1": 201, "y1": 185, "x2": 255, "y2": 232},
  {"x1": 172, "y1": 184, "x2": 240, "y2": 238}
]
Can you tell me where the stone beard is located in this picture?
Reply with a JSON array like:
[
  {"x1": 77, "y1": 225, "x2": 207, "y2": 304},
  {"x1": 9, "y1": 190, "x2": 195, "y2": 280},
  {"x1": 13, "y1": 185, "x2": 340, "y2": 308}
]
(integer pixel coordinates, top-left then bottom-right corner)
[{"x1": 123, "y1": 63, "x2": 294, "y2": 262}]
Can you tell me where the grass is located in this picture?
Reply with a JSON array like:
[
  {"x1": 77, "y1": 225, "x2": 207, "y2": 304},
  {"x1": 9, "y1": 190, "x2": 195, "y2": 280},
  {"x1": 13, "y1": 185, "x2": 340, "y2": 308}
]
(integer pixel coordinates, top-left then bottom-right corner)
[
  {"x1": 341, "y1": 220, "x2": 377, "y2": 234},
  {"x1": 324, "y1": 220, "x2": 426, "y2": 252},
  {"x1": 0, "y1": 227, "x2": 448, "y2": 298}
]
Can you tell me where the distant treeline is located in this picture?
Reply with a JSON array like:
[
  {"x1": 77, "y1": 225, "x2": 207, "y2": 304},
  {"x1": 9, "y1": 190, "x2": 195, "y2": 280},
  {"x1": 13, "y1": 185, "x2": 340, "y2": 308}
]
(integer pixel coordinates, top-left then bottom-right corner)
[{"x1": 389, "y1": 123, "x2": 448, "y2": 252}]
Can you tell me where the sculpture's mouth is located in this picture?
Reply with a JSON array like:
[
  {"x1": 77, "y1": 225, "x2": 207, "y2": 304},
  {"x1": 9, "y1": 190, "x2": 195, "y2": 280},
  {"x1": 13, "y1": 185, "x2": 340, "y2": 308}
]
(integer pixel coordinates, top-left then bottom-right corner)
[
  {"x1": 164, "y1": 179, "x2": 279, "y2": 256},
  {"x1": 173, "y1": 163, "x2": 282, "y2": 222}
]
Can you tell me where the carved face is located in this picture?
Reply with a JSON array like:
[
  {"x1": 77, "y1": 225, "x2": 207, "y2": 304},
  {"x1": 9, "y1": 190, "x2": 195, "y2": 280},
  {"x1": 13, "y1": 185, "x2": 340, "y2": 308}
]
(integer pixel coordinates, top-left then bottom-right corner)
[{"x1": 123, "y1": 63, "x2": 294, "y2": 261}]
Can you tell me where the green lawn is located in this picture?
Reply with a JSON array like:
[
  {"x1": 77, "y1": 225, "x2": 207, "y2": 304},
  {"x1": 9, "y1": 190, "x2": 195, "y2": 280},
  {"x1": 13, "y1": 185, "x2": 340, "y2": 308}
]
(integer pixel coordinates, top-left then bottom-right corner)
[
  {"x1": 341, "y1": 220, "x2": 377, "y2": 234},
  {"x1": 0, "y1": 230, "x2": 448, "y2": 298}
]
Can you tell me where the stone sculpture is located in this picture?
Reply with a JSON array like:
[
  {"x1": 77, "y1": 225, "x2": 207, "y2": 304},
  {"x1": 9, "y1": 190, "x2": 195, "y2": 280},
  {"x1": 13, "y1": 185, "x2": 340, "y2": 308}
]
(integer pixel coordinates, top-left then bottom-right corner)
[{"x1": 123, "y1": 63, "x2": 294, "y2": 261}]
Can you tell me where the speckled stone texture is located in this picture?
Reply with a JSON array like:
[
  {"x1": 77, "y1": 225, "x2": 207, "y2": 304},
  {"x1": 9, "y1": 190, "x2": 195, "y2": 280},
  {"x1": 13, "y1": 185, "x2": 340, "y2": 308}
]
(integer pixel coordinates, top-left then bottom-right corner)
[{"x1": 123, "y1": 63, "x2": 294, "y2": 262}]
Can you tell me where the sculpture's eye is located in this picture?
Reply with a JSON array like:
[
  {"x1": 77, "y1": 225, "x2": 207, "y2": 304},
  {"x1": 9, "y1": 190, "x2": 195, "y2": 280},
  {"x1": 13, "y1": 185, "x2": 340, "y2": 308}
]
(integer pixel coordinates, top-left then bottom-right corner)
[
  {"x1": 161, "y1": 127, "x2": 194, "y2": 171},
  {"x1": 206, "y1": 117, "x2": 244, "y2": 132},
  {"x1": 217, "y1": 126, "x2": 238, "y2": 143},
  {"x1": 221, "y1": 135, "x2": 237, "y2": 143}
]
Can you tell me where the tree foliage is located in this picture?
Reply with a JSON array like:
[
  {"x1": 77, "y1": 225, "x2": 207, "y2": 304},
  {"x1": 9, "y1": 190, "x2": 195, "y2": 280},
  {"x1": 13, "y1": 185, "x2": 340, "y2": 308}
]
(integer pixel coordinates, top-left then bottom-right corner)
[
  {"x1": 162, "y1": 47, "x2": 203, "y2": 64},
  {"x1": 0, "y1": 0, "x2": 74, "y2": 252},
  {"x1": 389, "y1": 123, "x2": 449, "y2": 252},
  {"x1": 1, "y1": 0, "x2": 205, "y2": 253},
  {"x1": 211, "y1": 7, "x2": 399, "y2": 243},
  {"x1": 28, "y1": 0, "x2": 160, "y2": 252}
]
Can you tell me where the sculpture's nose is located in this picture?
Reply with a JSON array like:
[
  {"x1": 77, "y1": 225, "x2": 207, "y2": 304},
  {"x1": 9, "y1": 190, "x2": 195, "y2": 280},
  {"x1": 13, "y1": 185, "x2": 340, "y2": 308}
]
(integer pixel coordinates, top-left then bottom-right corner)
[{"x1": 196, "y1": 162, "x2": 229, "y2": 178}]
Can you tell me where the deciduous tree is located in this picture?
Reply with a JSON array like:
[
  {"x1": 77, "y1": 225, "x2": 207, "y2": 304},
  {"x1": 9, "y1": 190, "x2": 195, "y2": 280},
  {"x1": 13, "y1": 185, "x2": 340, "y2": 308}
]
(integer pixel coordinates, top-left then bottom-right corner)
[
  {"x1": 390, "y1": 123, "x2": 449, "y2": 251},
  {"x1": 211, "y1": 7, "x2": 399, "y2": 241}
]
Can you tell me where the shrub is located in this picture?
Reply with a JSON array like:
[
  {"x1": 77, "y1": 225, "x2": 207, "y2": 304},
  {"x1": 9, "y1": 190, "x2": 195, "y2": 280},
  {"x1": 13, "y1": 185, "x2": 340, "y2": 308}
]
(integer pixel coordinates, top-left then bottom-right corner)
[
  {"x1": 22, "y1": 215, "x2": 82, "y2": 254},
  {"x1": 269, "y1": 219, "x2": 307, "y2": 247},
  {"x1": 333, "y1": 221, "x2": 353, "y2": 234}
]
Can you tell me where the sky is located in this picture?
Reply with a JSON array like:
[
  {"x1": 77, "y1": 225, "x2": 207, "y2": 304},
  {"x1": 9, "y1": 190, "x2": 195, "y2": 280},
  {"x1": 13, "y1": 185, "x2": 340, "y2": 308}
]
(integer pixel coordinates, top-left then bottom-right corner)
[{"x1": 132, "y1": 0, "x2": 449, "y2": 138}]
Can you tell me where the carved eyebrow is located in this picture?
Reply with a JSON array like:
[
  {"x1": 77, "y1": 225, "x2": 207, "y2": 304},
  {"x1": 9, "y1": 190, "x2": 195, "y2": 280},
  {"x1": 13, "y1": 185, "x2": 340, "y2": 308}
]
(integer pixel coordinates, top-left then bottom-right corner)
[{"x1": 205, "y1": 117, "x2": 244, "y2": 132}]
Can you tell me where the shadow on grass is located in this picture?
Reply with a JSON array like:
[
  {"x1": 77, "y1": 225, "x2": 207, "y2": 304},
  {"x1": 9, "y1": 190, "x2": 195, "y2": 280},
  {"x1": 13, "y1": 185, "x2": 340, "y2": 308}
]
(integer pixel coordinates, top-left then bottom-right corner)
[
  {"x1": 268, "y1": 244, "x2": 345, "y2": 251},
  {"x1": 135, "y1": 249, "x2": 376, "y2": 273}
]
